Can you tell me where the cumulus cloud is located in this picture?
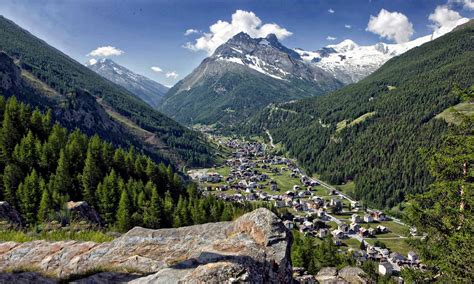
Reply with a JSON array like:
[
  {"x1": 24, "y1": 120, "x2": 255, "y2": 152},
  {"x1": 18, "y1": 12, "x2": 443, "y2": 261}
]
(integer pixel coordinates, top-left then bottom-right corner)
[
  {"x1": 328, "y1": 9, "x2": 335, "y2": 13},
  {"x1": 429, "y1": 5, "x2": 464, "y2": 29},
  {"x1": 151, "y1": 66, "x2": 163, "y2": 73},
  {"x1": 87, "y1": 46, "x2": 124, "y2": 57},
  {"x1": 428, "y1": 5, "x2": 470, "y2": 37},
  {"x1": 166, "y1": 71, "x2": 179, "y2": 79},
  {"x1": 184, "y1": 28, "x2": 200, "y2": 36},
  {"x1": 344, "y1": 24, "x2": 352, "y2": 29},
  {"x1": 449, "y1": 0, "x2": 474, "y2": 10},
  {"x1": 366, "y1": 9, "x2": 414, "y2": 43},
  {"x1": 326, "y1": 36, "x2": 337, "y2": 41},
  {"x1": 184, "y1": 10, "x2": 292, "y2": 55}
]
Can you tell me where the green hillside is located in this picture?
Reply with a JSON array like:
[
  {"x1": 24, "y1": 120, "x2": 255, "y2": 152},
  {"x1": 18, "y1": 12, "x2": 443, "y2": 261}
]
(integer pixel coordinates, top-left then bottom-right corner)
[
  {"x1": 243, "y1": 21, "x2": 474, "y2": 208},
  {"x1": 0, "y1": 16, "x2": 215, "y2": 168}
]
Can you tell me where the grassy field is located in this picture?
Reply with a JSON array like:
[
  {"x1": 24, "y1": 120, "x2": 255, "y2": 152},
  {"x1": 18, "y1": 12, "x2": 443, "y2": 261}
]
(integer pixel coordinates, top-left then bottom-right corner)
[
  {"x1": 436, "y1": 102, "x2": 474, "y2": 125},
  {"x1": 365, "y1": 238, "x2": 412, "y2": 256},
  {"x1": 336, "y1": 182, "x2": 356, "y2": 197},
  {"x1": 342, "y1": 238, "x2": 362, "y2": 250}
]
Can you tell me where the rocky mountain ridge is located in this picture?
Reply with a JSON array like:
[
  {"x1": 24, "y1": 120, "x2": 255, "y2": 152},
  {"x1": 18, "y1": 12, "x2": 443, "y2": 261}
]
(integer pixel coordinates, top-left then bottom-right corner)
[
  {"x1": 158, "y1": 32, "x2": 343, "y2": 125},
  {"x1": 86, "y1": 59, "x2": 168, "y2": 108},
  {"x1": 0, "y1": 208, "x2": 292, "y2": 283}
]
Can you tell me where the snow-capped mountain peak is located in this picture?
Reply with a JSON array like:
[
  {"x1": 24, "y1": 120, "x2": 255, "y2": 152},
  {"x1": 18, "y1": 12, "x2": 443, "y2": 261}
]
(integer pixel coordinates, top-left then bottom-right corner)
[
  {"x1": 294, "y1": 18, "x2": 469, "y2": 84},
  {"x1": 86, "y1": 58, "x2": 168, "y2": 108}
]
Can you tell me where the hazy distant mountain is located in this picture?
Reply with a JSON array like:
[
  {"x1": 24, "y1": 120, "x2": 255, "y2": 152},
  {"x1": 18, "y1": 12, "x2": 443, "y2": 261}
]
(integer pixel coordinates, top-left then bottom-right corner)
[
  {"x1": 294, "y1": 17, "x2": 470, "y2": 84},
  {"x1": 86, "y1": 58, "x2": 168, "y2": 108},
  {"x1": 158, "y1": 32, "x2": 343, "y2": 126}
]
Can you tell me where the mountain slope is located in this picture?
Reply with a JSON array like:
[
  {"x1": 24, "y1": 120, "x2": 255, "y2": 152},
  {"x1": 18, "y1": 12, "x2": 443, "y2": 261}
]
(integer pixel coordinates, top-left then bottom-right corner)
[
  {"x1": 0, "y1": 15, "x2": 214, "y2": 167},
  {"x1": 294, "y1": 17, "x2": 469, "y2": 85},
  {"x1": 86, "y1": 58, "x2": 168, "y2": 108},
  {"x1": 244, "y1": 20, "x2": 474, "y2": 208},
  {"x1": 158, "y1": 32, "x2": 343, "y2": 126}
]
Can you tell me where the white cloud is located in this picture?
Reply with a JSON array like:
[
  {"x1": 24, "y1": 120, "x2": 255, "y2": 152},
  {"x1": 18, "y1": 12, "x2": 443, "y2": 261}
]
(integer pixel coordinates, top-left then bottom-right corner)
[
  {"x1": 326, "y1": 36, "x2": 337, "y2": 41},
  {"x1": 151, "y1": 66, "x2": 163, "y2": 73},
  {"x1": 449, "y1": 0, "x2": 474, "y2": 10},
  {"x1": 184, "y1": 10, "x2": 292, "y2": 55},
  {"x1": 184, "y1": 28, "x2": 200, "y2": 36},
  {"x1": 366, "y1": 9, "x2": 414, "y2": 43},
  {"x1": 428, "y1": 5, "x2": 470, "y2": 37},
  {"x1": 88, "y1": 58, "x2": 97, "y2": 65},
  {"x1": 328, "y1": 9, "x2": 335, "y2": 13},
  {"x1": 344, "y1": 24, "x2": 352, "y2": 29},
  {"x1": 166, "y1": 71, "x2": 179, "y2": 79},
  {"x1": 429, "y1": 5, "x2": 463, "y2": 29},
  {"x1": 87, "y1": 46, "x2": 124, "y2": 57}
]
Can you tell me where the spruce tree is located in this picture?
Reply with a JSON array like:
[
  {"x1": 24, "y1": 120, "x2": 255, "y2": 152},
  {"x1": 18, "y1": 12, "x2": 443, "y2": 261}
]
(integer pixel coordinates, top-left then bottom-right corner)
[
  {"x1": 38, "y1": 179, "x2": 52, "y2": 223},
  {"x1": 18, "y1": 169, "x2": 40, "y2": 225},
  {"x1": 144, "y1": 186, "x2": 161, "y2": 229},
  {"x1": 116, "y1": 185, "x2": 132, "y2": 232}
]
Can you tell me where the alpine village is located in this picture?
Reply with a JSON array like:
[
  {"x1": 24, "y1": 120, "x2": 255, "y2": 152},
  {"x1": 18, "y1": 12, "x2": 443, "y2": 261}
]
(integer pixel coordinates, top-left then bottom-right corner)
[{"x1": 0, "y1": 1, "x2": 472, "y2": 283}]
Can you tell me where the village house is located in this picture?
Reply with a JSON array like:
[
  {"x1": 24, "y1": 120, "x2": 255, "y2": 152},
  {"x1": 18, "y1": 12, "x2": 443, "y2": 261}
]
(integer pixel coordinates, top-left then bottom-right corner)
[
  {"x1": 318, "y1": 228, "x2": 329, "y2": 238},
  {"x1": 338, "y1": 223, "x2": 349, "y2": 233},
  {"x1": 350, "y1": 222, "x2": 360, "y2": 232},
  {"x1": 363, "y1": 214, "x2": 374, "y2": 223},
  {"x1": 376, "y1": 225, "x2": 389, "y2": 234},
  {"x1": 352, "y1": 214, "x2": 362, "y2": 223},
  {"x1": 331, "y1": 229, "x2": 345, "y2": 239},
  {"x1": 372, "y1": 211, "x2": 386, "y2": 221},
  {"x1": 389, "y1": 252, "x2": 405, "y2": 265}
]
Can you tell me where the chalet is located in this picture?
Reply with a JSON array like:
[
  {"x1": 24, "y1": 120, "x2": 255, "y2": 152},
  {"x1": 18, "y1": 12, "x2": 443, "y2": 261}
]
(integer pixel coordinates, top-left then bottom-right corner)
[
  {"x1": 368, "y1": 228, "x2": 376, "y2": 236},
  {"x1": 309, "y1": 180, "x2": 319, "y2": 186},
  {"x1": 330, "y1": 198, "x2": 342, "y2": 207},
  {"x1": 318, "y1": 228, "x2": 329, "y2": 238},
  {"x1": 338, "y1": 223, "x2": 349, "y2": 233},
  {"x1": 376, "y1": 225, "x2": 389, "y2": 234},
  {"x1": 373, "y1": 211, "x2": 386, "y2": 221},
  {"x1": 293, "y1": 185, "x2": 301, "y2": 191},
  {"x1": 363, "y1": 214, "x2": 374, "y2": 223},
  {"x1": 352, "y1": 214, "x2": 362, "y2": 223},
  {"x1": 331, "y1": 229, "x2": 345, "y2": 239},
  {"x1": 303, "y1": 220, "x2": 313, "y2": 229},
  {"x1": 270, "y1": 184, "x2": 278, "y2": 191},
  {"x1": 378, "y1": 262, "x2": 393, "y2": 276},
  {"x1": 350, "y1": 222, "x2": 360, "y2": 232}
]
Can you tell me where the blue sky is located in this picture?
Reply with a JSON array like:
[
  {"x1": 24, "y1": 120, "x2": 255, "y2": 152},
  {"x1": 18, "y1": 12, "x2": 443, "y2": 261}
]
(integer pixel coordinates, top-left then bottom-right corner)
[{"x1": 0, "y1": 0, "x2": 472, "y2": 86}]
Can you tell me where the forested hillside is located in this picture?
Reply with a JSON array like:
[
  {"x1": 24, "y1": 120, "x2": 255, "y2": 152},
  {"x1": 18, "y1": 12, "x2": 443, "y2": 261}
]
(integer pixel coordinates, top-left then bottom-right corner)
[
  {"x1": 243, "y1": 20, "x2": 474, "y2": 208},
  {"x1": 0, "y1": 16, "x2": 214, "y2": 167},
  {"x1": 0, "y1": 96, "x2": 260, "y2": 231}
]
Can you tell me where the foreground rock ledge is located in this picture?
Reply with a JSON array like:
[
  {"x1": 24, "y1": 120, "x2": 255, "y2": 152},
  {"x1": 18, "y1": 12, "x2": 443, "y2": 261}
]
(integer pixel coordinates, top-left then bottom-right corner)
[{"x1": 0, "y1": 208, "x2": 292, "y2": 283}]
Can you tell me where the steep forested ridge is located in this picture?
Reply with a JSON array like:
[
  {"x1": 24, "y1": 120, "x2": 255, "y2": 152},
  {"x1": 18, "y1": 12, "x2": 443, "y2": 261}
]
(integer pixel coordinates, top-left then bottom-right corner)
[
  {"x1": 0, "y1": 16, "x2": 214, "y2": 167},
  {"x1": 243, "y1": 21, "x2": 474, "y2": 208},
  {"x1": 0, "y1": 97, "x2": 259, "y2": 230}
]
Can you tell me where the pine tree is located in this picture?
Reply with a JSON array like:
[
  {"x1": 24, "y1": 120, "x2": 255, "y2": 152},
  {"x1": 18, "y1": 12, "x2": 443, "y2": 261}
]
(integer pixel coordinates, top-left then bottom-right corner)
[
  {"x1": 3, "y1": 164, "x2": 22, "y2": 207},
  {"x1": 81, "y1": 136, "x2": 102, "y2": 207},
  {"x1": 97, "y1": 170, "x2": 119, "y2": 224},
  {"x1": 17, "y1": 169, "x2": 40, "y2": 225},
  {"x1": 144, "y1": 186, "x2": 161, "y2": 229},
  {"x1": 50, "y1": 149, "x2": 72, "y2": 204},
  {"x1": 38, "y1": 179, "x2": 52, "y2": 223},
  {"x1": 116, "y1": 185, "x2": 132, "y2": 232}
]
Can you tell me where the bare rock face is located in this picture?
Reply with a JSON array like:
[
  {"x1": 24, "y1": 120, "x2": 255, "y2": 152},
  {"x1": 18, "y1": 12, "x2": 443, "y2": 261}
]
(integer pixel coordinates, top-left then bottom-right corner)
[
  {"x1": 0, "y1": 201, "x2": 23, "y2": 229},
  {"x1": 0, "y1": 208, "x2": 292, "y2": 283}
]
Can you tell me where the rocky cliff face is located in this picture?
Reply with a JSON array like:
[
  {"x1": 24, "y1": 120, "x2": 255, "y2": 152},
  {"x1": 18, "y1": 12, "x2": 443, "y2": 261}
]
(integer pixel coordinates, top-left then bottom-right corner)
[{"x1": 0, "y1": 208, "x2": 292, "y2": 283}]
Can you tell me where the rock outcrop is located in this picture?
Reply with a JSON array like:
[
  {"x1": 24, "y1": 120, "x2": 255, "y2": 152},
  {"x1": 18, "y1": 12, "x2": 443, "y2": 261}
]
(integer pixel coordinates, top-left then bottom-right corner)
[
  {"x1": 0, "y1": 208, "x2": 292, "y2": 283},
  {"x1": 0, "y1": 201, "x2": 23, "y2": 229},
  {"x1": 66, "y1": 201, "x2": 103, "y2": 227},
  {"x1": 315, "y1": 266, "x2": 370, "y2": 284}
]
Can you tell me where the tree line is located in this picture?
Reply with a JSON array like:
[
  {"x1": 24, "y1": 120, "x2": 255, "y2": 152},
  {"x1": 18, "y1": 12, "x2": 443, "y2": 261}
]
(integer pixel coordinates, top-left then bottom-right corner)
[{"x1": 0, "y1": 96, "x2": 260, "y2": 231}]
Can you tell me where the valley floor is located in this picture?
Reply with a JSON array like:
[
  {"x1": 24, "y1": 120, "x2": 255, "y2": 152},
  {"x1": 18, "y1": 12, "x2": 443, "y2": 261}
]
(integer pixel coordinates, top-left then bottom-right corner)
[{"x1": 189, "y1": 133, "x2": 422, "y2": 274}]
